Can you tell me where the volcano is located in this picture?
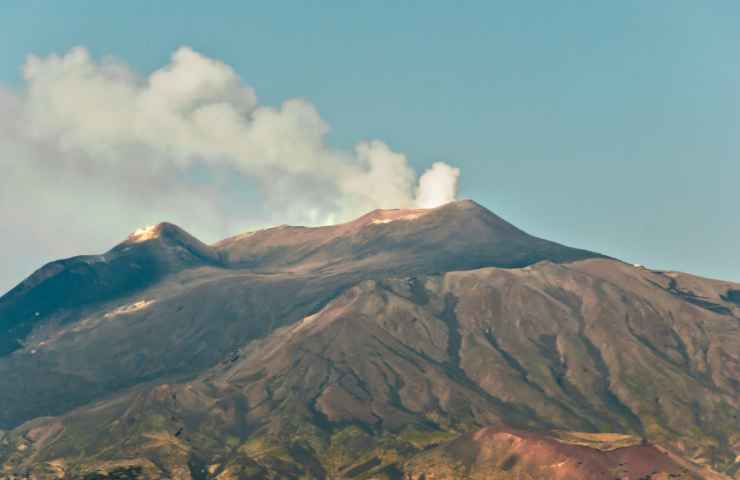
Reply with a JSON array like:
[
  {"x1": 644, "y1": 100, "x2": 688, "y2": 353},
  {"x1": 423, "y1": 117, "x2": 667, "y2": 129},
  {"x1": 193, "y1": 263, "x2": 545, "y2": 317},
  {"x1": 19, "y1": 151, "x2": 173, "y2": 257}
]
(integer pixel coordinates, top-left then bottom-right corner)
[{"x1": 0, "y1": 200, "x2": 737, "y2": 479}]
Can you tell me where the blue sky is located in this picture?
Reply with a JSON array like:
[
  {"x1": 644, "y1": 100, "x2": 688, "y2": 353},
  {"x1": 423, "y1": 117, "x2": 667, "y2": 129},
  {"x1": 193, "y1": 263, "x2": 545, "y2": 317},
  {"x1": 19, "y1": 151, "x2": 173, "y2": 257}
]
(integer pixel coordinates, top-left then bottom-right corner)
[{"x1": 1, "y1": 1, "x2": 739, "y2": 289}]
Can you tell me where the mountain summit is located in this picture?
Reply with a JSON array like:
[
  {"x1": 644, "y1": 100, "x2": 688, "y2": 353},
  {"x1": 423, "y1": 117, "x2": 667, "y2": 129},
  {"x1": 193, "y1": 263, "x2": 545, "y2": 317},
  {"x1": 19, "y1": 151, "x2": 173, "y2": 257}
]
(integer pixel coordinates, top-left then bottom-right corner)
[
  {"x1": 0, "y1": 201, "x2": 738, "y2": 479},
  {"x1": 214, "y1": 200, "x2": 599, "y2": 273}
]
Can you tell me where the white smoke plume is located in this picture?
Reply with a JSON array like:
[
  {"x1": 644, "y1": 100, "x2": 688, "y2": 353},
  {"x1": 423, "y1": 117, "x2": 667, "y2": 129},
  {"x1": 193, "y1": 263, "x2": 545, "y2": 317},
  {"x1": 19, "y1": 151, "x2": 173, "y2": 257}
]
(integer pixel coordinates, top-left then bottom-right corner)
[
  {"x1": 0, "y1": 46, "x2": 462, "y2": 293},
  {"x1": 19, "y1": 47, "x2": 460, "y2": 216},
  {"x1": 415, "y1": 162, "x2": 461, "y2": 209}
]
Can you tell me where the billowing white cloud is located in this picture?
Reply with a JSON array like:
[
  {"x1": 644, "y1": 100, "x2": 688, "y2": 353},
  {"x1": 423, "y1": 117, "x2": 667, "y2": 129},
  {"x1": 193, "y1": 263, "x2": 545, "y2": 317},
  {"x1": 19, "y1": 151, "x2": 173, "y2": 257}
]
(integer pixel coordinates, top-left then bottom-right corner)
[
  {"x1": 0, "y1": 46, "x2": 462, "y2": 293},
  {"x1": 415, "y1": 162, "x2": 461, "y2": 208}
]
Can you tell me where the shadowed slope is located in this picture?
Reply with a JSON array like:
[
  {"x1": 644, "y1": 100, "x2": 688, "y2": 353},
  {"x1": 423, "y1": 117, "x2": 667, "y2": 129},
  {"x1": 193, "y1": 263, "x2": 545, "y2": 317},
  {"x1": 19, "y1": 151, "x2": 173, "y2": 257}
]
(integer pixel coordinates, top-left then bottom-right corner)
[{"x1": 0, "y1": 223, "x2": 220, "y2": 356}]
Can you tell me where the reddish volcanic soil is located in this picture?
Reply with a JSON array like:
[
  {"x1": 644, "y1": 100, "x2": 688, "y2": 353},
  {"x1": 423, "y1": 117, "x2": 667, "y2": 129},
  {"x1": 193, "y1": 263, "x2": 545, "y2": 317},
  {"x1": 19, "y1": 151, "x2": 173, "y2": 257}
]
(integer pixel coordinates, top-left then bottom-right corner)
[{"x1": 406, "y1": 426, "x2": 712, "y2": 479}]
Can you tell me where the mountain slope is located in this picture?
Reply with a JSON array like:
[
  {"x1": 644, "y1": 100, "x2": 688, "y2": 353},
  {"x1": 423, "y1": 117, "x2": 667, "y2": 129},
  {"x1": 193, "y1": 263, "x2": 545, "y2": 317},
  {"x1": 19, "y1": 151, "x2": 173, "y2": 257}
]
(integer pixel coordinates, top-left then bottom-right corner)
[
  {"x1": 0, "y1": 201, "x2": 599, "y2": 430},
  {"x1": 0, "y1": 201, "x2": 738, "y2": 479}
]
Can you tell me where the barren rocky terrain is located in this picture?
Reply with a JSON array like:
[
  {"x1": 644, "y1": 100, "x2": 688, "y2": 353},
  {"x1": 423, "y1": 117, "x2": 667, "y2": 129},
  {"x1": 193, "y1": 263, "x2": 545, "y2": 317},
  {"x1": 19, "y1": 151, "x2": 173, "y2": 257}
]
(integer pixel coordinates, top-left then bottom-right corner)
[{"x1": 0, "y1": 201, "x2": 738, "y2": 479}]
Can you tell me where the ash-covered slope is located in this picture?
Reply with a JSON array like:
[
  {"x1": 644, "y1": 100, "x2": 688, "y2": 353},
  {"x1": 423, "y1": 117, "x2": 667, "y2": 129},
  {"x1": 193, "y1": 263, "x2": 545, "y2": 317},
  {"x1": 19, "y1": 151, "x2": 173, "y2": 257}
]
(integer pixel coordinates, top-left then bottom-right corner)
[{"x1": 0, "y1": 201, "x2": 738, "y2": 479}]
